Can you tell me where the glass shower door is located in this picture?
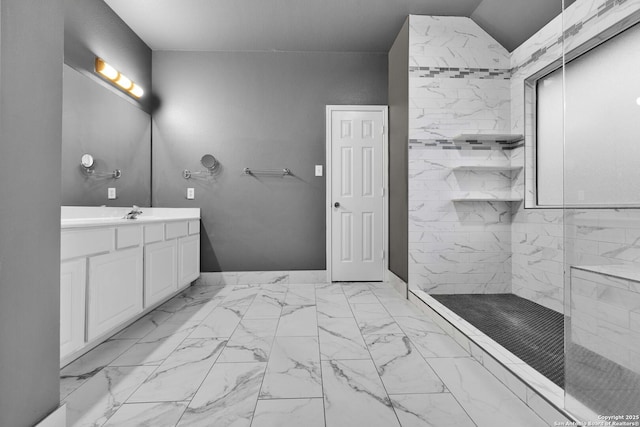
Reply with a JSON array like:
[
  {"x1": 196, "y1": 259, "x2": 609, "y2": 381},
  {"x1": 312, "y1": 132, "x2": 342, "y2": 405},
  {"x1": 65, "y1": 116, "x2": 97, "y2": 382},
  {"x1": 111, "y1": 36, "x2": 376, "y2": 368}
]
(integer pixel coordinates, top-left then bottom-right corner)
[{"x1": 562, "y1": 0, "x2": 640, "y2": 420}]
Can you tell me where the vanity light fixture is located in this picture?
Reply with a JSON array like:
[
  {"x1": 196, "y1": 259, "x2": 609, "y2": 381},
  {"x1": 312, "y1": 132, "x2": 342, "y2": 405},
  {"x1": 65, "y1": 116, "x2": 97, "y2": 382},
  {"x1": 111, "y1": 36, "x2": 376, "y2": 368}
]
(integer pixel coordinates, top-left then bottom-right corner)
[{"x1": 95, "y1": 57, "x2": 144, "y2": 99}]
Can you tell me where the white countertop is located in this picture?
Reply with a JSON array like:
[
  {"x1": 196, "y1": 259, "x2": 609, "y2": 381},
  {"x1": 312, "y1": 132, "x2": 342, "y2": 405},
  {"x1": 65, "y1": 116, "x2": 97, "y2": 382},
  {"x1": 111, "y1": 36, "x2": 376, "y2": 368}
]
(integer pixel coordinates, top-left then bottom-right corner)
[{"x1": 61, "y1": 206, "x2": 200, "y2": 229}]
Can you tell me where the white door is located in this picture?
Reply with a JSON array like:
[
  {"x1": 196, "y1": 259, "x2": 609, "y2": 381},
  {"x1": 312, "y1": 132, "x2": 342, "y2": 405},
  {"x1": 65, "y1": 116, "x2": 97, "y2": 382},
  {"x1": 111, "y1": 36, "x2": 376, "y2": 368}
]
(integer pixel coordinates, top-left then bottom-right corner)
[{"x1": 328, "y1": 106, "x2": 386, "y2": 281}]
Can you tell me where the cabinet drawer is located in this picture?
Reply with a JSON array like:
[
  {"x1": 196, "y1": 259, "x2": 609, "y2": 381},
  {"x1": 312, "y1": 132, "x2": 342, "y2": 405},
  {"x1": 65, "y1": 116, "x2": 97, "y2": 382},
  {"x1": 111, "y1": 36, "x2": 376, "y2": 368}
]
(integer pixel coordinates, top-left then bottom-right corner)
[
  {"x1": 144, "y1": 223, "x2": 164, "y2": 244},
  {"x1": 61, "y1": 228, "x2": 113, "y2": 260},
  {"x1": 116, "y1": 225, "x2": 142, "y2": 249},
  {"x1": 188, "y1": 220, "x2": 200, "y2": 235},
  {"x1": 166, "y1": 221, "x2": 188, "y2": 239}
]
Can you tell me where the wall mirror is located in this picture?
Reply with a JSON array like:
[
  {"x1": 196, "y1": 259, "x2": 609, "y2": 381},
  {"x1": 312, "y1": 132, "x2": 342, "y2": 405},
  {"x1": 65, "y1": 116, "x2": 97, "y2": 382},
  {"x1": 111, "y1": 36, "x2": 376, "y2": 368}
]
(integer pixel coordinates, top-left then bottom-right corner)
[{"x1": 61, "y1": 64, "x2": 151, "y2": 206}]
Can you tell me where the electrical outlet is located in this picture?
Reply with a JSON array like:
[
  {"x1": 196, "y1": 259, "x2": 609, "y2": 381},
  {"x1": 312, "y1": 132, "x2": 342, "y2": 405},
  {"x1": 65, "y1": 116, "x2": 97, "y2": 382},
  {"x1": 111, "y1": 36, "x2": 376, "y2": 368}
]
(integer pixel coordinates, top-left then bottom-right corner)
[
  {"x1": 315, "y1": 165, "x2": 323, "y2": 177},
  {"x1": 187, "y1": 187, "x2": 195, "y2": 200},
  {"x1": 108, "y1": 187, "x2": 116, "y2": 199}
]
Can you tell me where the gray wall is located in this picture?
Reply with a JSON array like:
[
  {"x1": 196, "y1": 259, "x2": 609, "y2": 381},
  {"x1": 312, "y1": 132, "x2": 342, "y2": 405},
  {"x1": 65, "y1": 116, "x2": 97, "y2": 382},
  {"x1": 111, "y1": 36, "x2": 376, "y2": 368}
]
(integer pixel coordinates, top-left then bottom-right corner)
[
  {"x1": 62, "y1": 64, "x2": 151, "y2": 206},
  {"x1": 152, "y1": 51, "x2": 387, "y2": 271},
  {"x1": 0, "y1": 1, "x2": 63, "y2": 426},
  {"x1": 388, "y1": 19, "x2": 409, "y2": 282},
  {"x1": 64, "y1": 0, "x2": 152, "y2": 113},
  {"x1": 63, "y1": 0, "x2": 152, "y2": 206}
]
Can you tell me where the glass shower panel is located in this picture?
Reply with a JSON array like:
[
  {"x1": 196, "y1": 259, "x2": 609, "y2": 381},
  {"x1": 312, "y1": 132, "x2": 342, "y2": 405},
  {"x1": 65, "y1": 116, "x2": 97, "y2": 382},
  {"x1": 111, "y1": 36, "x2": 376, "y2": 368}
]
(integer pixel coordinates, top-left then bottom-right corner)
[{"x1": 563, "y1": 0, "x2": 640, "y2": 420}]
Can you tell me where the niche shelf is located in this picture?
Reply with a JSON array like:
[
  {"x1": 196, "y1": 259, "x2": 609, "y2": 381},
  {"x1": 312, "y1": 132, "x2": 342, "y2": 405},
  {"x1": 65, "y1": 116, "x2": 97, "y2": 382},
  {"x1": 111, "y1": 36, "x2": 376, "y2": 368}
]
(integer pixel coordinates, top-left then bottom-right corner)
[
  {"x1": 452, "y1": 133, "x2": 524, "y2": 144},
  {"x1": 449, "y1": 133, "x2": 524, "y2": 203},
  {"x1": 452, "y1": 165, "x2": 523, "y2": 172},
  {"x1": 451, "y1": 195, "x2": 523, "y2": 202},
  {"x1": 449, "y1": 165, "x2": 523, "y2": 202}
]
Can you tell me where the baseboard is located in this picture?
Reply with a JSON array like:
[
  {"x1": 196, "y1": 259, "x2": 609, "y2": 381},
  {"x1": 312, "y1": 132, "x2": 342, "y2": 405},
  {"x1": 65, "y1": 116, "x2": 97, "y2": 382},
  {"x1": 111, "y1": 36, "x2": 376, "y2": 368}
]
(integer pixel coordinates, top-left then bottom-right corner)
[
  {"x1": 195, "y1": 270, "x2": 328, "y2": 286},
  {"x1": 387, "y1": 270, "x2": 408, "y2": 298},
  {"x1": 35, "y1": 404, "x2": 66, "y2": 427}
]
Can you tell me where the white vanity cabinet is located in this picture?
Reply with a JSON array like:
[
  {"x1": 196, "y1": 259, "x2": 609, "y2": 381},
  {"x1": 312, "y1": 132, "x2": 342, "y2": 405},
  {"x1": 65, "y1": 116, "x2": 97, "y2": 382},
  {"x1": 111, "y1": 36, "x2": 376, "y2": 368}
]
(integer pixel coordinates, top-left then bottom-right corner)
[
  {"x1": 143, "y1": 219, "x2": 200, "y2": 307},
  {"x1": 87, "y1": 246, "x2": 144, "y2": 341},
  {"x1": 144, "y1": 239, "x2": 178, "y2": 307},
  {"x1": 60, "y1": 258, "x2": 86, "y2": 358},
  {"x1": 60, "y1": 207, "x2": 200, "y2": 366},
  {"x1": 178, "y1": 220, "x2": 201, "y2": 286},
  {"x1": 179, "y1": 234, "x2": 200, "y2": 286}
]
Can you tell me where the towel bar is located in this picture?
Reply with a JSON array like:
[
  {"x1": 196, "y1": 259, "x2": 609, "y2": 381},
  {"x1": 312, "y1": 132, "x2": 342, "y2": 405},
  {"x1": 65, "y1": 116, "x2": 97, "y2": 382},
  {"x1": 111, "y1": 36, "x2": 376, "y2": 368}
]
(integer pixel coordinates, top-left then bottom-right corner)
[{"x1": 243, "y1": 167, "x2": 291, "y2": 176}]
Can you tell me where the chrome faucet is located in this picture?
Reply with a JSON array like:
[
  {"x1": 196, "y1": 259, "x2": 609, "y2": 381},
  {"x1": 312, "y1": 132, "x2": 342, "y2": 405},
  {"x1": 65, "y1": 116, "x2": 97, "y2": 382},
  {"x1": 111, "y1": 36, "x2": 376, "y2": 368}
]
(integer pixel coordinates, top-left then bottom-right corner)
[{"x1": 124, "y1": 205, "x2": 143, "y2": 219}]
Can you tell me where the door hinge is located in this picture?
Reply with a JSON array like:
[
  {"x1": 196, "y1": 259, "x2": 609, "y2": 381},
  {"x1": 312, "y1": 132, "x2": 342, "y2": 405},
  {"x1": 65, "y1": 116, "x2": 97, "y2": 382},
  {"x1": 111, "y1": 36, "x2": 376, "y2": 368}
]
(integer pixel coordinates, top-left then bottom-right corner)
[
  {"x1": 381, "y1": 125, "x2": 385, "y2": 135},
  {"x1": 381, "y1": 250, "x2": 385, "y2": 260},
  {"x1": 381, "y1": 188, "x2": 385, "y2": 197}
]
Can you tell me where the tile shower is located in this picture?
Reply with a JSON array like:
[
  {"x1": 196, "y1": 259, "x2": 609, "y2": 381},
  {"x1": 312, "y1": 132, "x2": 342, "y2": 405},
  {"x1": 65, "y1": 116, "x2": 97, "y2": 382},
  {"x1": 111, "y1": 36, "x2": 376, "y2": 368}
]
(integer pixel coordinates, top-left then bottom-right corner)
[{"x1": 404, "y1": 0, "x2": 640, "y2": 421}]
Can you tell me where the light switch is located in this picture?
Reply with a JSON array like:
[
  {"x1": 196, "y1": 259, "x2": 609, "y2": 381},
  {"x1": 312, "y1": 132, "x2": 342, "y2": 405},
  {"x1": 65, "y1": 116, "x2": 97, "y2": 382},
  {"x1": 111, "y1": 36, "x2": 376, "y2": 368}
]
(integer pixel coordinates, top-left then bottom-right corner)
[
  {"x1": 108, "y1": 187, "x2": 116, "y2": 199},
  {"x1": 315, "y1": 165, "x2": 323, "y2": 177},
  {"x1": 187, "y1": 187, "x2": 195, "y2": 200}
]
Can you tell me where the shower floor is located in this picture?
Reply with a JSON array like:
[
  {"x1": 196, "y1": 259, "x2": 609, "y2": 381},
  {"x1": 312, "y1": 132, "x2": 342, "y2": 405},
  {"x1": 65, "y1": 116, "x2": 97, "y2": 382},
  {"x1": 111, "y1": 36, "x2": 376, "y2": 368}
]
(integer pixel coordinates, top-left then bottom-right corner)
[
  {"x1": 430, "y1": 293, "x2": 564, "y2": 387},
  {"x1": 430, "y1": 293, "x2": 640, "y2": 415}
]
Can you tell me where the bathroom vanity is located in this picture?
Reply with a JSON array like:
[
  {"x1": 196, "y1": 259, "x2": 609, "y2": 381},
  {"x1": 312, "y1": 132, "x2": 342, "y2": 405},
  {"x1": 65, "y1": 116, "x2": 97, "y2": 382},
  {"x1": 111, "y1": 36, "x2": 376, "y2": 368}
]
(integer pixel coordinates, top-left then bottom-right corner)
[{"x1": 60, "y1": 206, "x2": 200, "y2": 366}]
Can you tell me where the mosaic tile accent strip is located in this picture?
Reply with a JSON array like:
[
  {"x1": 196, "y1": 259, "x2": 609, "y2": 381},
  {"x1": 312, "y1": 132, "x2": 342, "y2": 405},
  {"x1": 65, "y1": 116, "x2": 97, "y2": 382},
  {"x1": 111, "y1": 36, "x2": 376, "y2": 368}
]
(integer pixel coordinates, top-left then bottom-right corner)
[
  {"x1": 409, "y1": 139, "x2": 524, "y2": 151},
  {"x1": 408, "y1": 66, "x2": 511, "y2": 80},
  {"x1": 511, "y1": 0, "x2": 630, "y2": 73}
]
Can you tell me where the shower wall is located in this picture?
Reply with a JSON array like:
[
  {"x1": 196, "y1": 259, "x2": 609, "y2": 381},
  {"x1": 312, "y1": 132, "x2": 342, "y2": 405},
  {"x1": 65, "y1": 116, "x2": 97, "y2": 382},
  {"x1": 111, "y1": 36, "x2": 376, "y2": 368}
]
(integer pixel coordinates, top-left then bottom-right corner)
[
  {"x1": 406, "y1": 0, "x2": 640, "y2": 307},
  {"x1": 407, "y1": 16, "x2": 513, "y2": 294},
  {"x1": 509, "y1": 9, "x2": 565, "y2": 313}
]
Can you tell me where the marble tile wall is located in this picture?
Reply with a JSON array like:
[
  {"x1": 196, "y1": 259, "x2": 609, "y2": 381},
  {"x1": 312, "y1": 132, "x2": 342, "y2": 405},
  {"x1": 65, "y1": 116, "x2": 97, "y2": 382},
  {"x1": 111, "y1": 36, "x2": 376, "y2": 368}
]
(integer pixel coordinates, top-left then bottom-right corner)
[
  {"x1": 570, "y1": 267, "x2": 640, "y2": 374},
  {"x1": 509, "y1": 0, "x2": 640, "y2": 313},
  {"x1": 407, "y1": 15, "x2": 514, "y2": 294},
  {"x1": 509, "y1": 0, "x2": 565, "y2": 313}
]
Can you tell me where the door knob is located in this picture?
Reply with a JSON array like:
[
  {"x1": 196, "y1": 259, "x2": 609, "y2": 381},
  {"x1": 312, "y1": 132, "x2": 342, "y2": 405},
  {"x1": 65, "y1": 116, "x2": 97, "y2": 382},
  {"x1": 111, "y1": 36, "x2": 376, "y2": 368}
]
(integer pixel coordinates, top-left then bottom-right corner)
[{"x1": 334, "y1": 202, "x2": 340, "y2": 208}]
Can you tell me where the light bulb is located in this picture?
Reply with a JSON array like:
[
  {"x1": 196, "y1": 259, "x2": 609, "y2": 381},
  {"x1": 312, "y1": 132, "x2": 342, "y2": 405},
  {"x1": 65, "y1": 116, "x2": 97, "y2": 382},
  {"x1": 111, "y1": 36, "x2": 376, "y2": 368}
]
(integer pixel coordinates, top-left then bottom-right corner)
[
  {"x1": 115, "y1": 74, "x2": 133, "y2": 90},
  {"x1": 129, "y1": 84, "x2": 144, "y2": 98},
  {"x1": 95, "y1": 56, "x2": 142, "y2": 100},
  {"x1": 95, "y1": 58, "x2": 118, "y2": 80}
]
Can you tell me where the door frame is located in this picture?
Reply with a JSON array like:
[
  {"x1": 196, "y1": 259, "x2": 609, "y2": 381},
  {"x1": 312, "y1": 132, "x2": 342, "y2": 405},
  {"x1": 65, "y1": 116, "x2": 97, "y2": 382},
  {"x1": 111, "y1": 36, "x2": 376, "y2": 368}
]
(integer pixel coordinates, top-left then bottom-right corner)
[{"x1": 325, "y1": 105, "x2": 389, "y2": 282}]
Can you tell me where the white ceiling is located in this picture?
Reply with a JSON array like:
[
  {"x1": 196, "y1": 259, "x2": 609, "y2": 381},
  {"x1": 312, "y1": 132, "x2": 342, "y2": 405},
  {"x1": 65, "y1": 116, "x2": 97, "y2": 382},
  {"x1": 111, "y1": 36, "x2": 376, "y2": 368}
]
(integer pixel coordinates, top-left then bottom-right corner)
[{"x1": 104, "y1": 0, "x2": 565, "y2": 53}]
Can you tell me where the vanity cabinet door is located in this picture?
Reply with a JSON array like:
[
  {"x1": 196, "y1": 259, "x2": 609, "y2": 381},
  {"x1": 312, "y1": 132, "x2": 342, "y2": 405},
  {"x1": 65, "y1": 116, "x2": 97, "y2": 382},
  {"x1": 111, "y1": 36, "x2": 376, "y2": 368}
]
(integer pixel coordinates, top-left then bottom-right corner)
[
  {"x1": 144, "y1": 239, "x2": 178, "y2": 307},
  {"x1": 178, "y1": 234, "x2": 200, "y2": 287},
  {"x1": 60, "y1": 258, "x2": 86, "y2": 359},
  {"x1": 87, "y1": 247, "x2": 143, "y2": 341}
]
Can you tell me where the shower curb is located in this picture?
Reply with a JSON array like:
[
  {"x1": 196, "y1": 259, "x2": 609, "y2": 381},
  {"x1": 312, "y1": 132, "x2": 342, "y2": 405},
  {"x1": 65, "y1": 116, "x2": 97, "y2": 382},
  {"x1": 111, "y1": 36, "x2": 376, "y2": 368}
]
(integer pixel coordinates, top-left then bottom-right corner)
[{"x1": 408, "y1": 289, "x2": 585, "y2": 425}]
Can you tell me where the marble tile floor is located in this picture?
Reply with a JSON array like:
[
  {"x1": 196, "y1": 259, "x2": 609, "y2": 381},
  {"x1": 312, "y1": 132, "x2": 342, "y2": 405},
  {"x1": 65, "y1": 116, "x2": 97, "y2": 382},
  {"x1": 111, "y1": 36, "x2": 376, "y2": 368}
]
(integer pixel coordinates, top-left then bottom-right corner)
[{"x1": 61, "y1": 282, "x2": 552, "y2": 427}]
